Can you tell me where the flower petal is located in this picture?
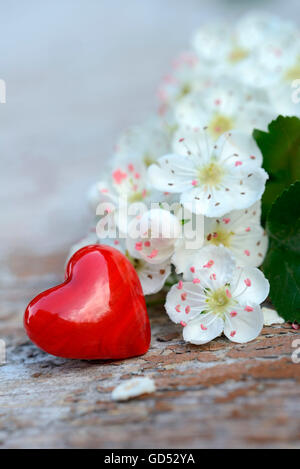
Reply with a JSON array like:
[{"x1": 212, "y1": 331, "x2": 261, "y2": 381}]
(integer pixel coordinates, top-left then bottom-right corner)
[
  {"x1": 183, "y1": 313, "x2": 224, "y2": 345},
  {"x1": 126, "y1": 209, "x2": 180, "y2": 264},
  {"x1": 216, "y1": 131, "x2": 263, "y2": 167},
  {"x1": 203, "y1": 202, "x2": 268, "y2": 267},
  {"x1": 221, "y1": 164, "x2": 268, "y2": 213},
  {"x1": 231, "y1": 266, "x2": 270, "y2": 305},
  {"x1": 148, "y1": 154, "x2": 197, "y2": 193},
  {"x1": 172, "y1": 129, "x2": 211, "y2": 164},
  {"x1": 165, "y1": 282, "x2": 207, "y2": 324},
  {"x1": 229, "y1": 223, "x2": 268, "y2": 267},
  {"x1": 138, "y1": 260, "x2": 171, "y2": 295},
  {"x1": 187, "y1": 245, "x2": 236, "y2": 288},
  {"x1": 224, "y1": 304, "x2": 264, "y2": 343},
  {"x1": 114, "y1": 116, "x2": 170, "y2": 168}
]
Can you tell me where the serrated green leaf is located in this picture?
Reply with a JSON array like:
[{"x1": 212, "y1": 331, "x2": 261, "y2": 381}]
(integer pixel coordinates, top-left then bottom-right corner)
[
  {"x1": 254, "y1": 115, "x2": 300, "y2": 219},
  {"x1": 263, "y1": 182, "x2": 300, "y2": 321},
  {"x1": 267, "y1": 182, "x2": 300, "y2": 254},
  {"x1": 263, "y1": 246, "x2": 300, "y2": 322}
]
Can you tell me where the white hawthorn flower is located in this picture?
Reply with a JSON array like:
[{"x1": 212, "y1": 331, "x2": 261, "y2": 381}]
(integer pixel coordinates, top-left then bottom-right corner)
[
  {"x1": 203, "y1": 201, "x2": 268, "y2": 266},
  {"x1": 88, "y1": 138, "x2": 174, "y2": 216},
  {"x1": 88, "y1": 161, "x2": 150, "y2": 212},
  {"x1": 236, "y1": 39, "x2": 300, "y2": 90},
  {"x1": 148, "y1": 130, "x2": 268, "y2": 217},
  {"x1": 236, "y1": 12, "x2": 298, "y2": 51},
  {"x1": 173, "y1": 202, "x2": 268, "y2": 275},
  {"x1": 175, "y1": 80, "x2": 275, "y2": 139},
  {"x1": 133, "y1": 258, "x2": 171, "y2": 296},
  {"x1": 192, "y1": 22, "x2": 235, "y2": 69},
  {"x1": 126, "y1": 209, "x2": 181, "y2": 265},
  {"x1": 235, "y1": 13, "x2": 300, "y2": 88},
  {"x1": 157, "y1": 51, "x2": 209, "y2": 111},
  {"x1": 166, "y1": 245, "x2": 270, "y2": 345},
  {"x1": 192, "y1": 13, "x2": 299, "y2": 89},
  {"x1": 114, "y1": 117, "x2": 171, "y2": 168}
]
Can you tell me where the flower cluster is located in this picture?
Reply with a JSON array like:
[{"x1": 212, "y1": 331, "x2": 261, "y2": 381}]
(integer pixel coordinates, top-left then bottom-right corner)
[{"x1": 71, "y1": 12, "x2": 295, "y2": 345}]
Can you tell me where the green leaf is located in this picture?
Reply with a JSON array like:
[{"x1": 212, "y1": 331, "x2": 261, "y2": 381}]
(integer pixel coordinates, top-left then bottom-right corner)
[
  {"x1": 254, "y1": 116, "x2": 300, "y2": 219},
  {"x1": 263, "y1": 247, "x2": 300, "y2": 323},
  {"x1": 181, "y1": 218, "x2": 191, "y2": 225},
  {"x1": 267, "y1": 182, "x2": 300, "y2": 254},
  {"x1": 263, "y1": 182, "x2": 300, "y2": 321}
]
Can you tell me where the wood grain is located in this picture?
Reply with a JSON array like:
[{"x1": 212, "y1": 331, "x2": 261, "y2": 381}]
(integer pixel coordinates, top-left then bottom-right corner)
[{"x1": 1, "y1": 257, "x2": 300, "y2": 449}]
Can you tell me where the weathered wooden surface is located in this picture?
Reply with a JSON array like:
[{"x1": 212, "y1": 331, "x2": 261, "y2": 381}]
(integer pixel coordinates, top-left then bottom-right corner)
[{"x1": 1, "y1": 260, "x2": 300, "y2": 449}]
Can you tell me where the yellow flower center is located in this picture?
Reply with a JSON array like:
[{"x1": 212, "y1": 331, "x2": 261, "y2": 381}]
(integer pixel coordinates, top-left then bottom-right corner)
[
  {"x1": 284, "y1": 62, "x2": 300, "y2": 81},
  {"x1": 126, "y1": 251, "x2": 141, "y2": 270},
  {"x1": 206, "y1": 229, "x2": 234, "y2": 248},
  {"x1": 208, "y1": 114, "x2": 234, "y2": 139},
  {"x1": 129, "y1": 191, "x2": 147, "y2": 203},
  {"x1": 205, "y1": 287, "x2": 234, "y2": 316},
  {"x1": 177, "y1": 82, "x2": 192, "y2": 100},
  {"x1": 198, "y1": 161, "x2": 224, "y2": 187},
  {"x1": 143, "y1": 153, "x2": 155, "y2": 167},
  {"x1": 228, "y1": 46, "x2": 249, "y2": 64}
]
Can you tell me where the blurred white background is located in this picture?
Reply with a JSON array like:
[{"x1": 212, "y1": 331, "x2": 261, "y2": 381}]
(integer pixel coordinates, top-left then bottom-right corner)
[{"x1": 0, "y1": 0, "x2": 299, "y2": 270}]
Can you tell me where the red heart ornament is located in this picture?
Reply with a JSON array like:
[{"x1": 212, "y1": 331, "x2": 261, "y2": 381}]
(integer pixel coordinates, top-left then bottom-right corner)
[{"x1": 24, "y1": 245, "x2": 151, "y2": 360}]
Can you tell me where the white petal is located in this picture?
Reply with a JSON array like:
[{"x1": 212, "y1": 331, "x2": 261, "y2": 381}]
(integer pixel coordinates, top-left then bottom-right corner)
[
  {"x1": 183, "y1": 313, "x2": 224, "y2": 345},
  {"x1": 165, "y1": 282, "x2": 207, "y2": 324},
  {"x1": 217, "y1": 201, "x2": 262, "y2": 226},
  {"x1": 180, "y1": 186, "x2": 222, "y2": 216},
  {"x1": 115, "y1": 116, "x2": 170, "y2": 167},
  {"x1": 148, "y1": 154, "x2": 197, "y2": 193},
  {"x1": 216, "y1": 131, "x2": 263, "y2": 167},
  {"x1": 220, "y1": 164, "x2": 268, "y2": 213},
  {"x1": 172, "y1": 240, "x2": 193, "y2": 275},
  {"x1": 231, "y1": 266, "x2": 270, "y2": 305},
  {"x1": 224, "y1": 304, "x2": 264, "y2": 343},
  {"x1": 87, "y1": 181, "x2": 118, "y2": 212},
  {"x1": 172, "y1": 207, "x2": 204, "y2": 275},
  {"x1": 172, "y1": 241, "x2": 203, "y2": 277},
  {"x1": 189, "y1": 245, "x2": 236, "y2": 288},
  {"x1": 262, "y1": 307, "x2": 285, "y2": 326},
  {"x1": 182, "y1": 184, "x2": 237, "y2": 218},
  {"x1": 174, "y1": 95, "x2": 208, "y2": 129},
  {"x1": 179, "y1": 166, "x2": 267, "y2": 218},
  {"x1": 229, "y1": 224, "x2": 268, "y2": 267},
  {"x1": 192, "y1": 23, "x2": 232, "y2": 63},
  {"x1": 126, "y1": 209, "x2": 180, "y2": 264},
  {"x1": 138, "y1": 261, "x2": 171, "y2": 295},
  {"x1": 237, "y1": 12, "x2": 297, "y2": 49},
  {"x1": 172, "y1": 129, "x2": 211, "y2": 164},
  {"x1": 112, "y1": 377, "x2": 156, "y2": 402},
  {"x1": 203, "y1": 202, "x2": 268, "y2": 267}
]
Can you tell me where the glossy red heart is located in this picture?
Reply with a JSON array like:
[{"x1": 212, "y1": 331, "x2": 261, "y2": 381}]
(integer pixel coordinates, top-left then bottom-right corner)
[{"x1": 24, "y1": 245, "x2": 151, "y2": 360}]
